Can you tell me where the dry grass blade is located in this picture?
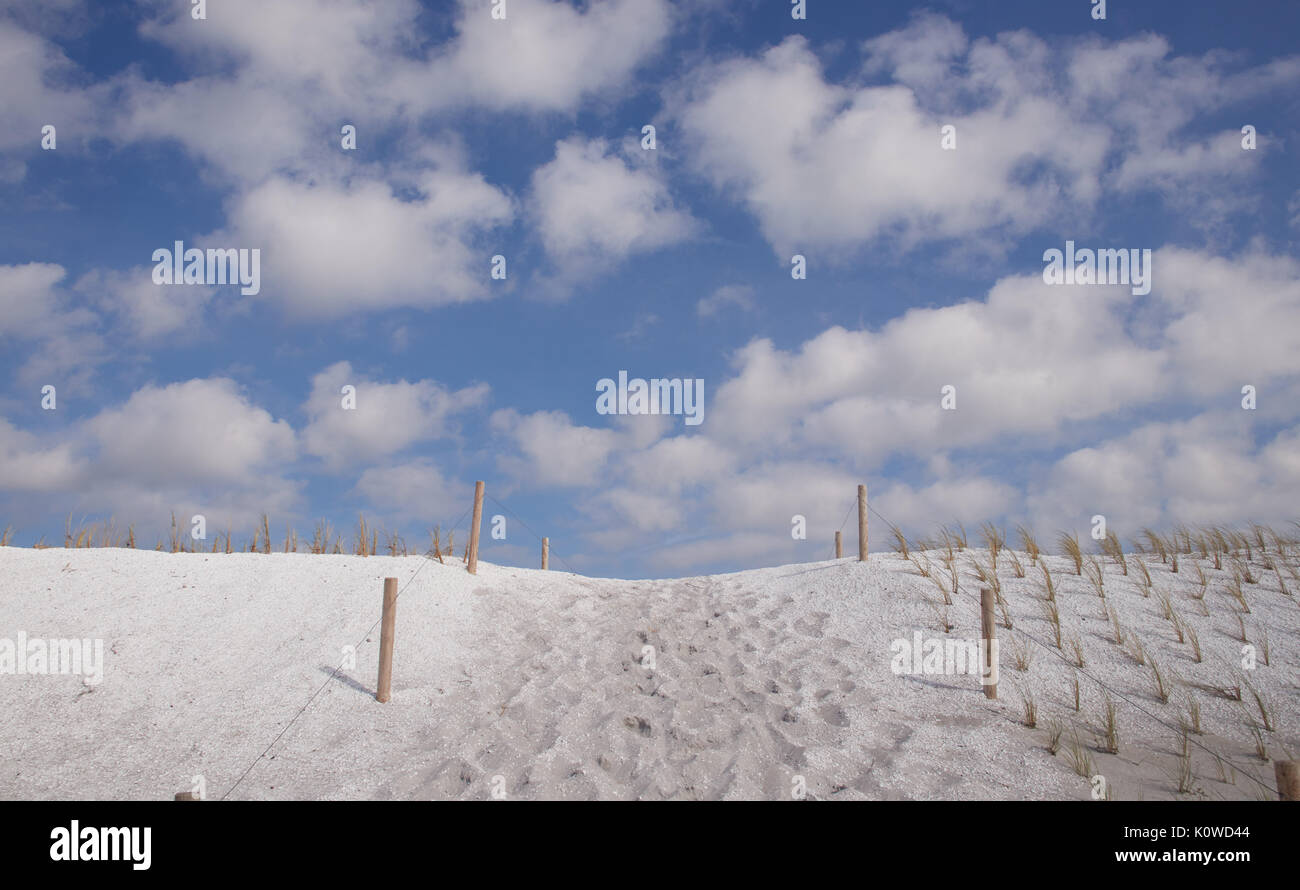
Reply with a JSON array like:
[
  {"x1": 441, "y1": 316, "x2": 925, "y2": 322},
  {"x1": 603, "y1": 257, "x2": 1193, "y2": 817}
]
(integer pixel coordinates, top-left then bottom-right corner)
[
  {"x1": 1045, "y1": 719, "x2": 1064, "y2": 755},
  {"x1": 1017, "y1": 524, "x2": 1040, "y2": 565},
  {"x1": 1084, "y1": 556, "x2": 1105, "y2": 598},
  {"x1": 1148, "y1": 654, "x2": 1172, "y2": 704},
  {"x1": 1018, "y1": 686, "x2": 1037, "y2": 728},
  {"x1": 1009, "y1": 635, "x2": 1032, "y2": 671},
  {"x1": 1172, "y1": 729, "x2": 1197, "y2": 794},
  {"x1": 1006, "y1": 548, "x2": 1025, "y2": 578},
  {"x1": 889, "y1": 524, "x2": 909, "y2": 560},
  {"x1": 1041, "y1": 599, "x2": 1062, "y2": 648},
  {"x1": 1107, "y1": 605, "x2": 1125, "y2": 646},
  {"x1": 928, "y1": 565, "x2": 953, "y2": 606},
  {"x1": 1186, "y1": 622, "x2": 1202, "y2": 663},
  {"x1": 1059, "y1": 531, "x2": 1083, "y2": 575},
  {"x1": 1099, "y1": 692, "x2": 1120, "y2": 754},
  {"x1": 1068, "y1": 635, "x2": 1086, "y2": 668},
  {"x1": 1101, "y1": 530, "x2": 1128, "y2": 575},
  {"x1": 1065, "y1": 729, "x2": 1094, "y2": 778}
]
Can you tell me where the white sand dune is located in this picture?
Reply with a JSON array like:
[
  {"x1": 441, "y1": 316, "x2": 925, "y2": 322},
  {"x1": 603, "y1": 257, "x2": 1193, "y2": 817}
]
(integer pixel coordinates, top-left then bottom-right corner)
[{"x1": 0, "y1": 546, "x2": 1294, "y2": 800}]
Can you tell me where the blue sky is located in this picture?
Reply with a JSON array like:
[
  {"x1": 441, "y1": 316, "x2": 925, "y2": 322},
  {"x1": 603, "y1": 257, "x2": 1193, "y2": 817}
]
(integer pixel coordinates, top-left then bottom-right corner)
[{"x1": 2, "y1": 0, "x2": 1299, "y2": 577}]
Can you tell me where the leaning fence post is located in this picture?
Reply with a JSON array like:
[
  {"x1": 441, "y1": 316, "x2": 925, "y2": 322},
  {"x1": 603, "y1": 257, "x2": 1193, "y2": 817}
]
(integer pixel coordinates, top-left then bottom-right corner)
[
  {"x1": 467, "y1": 480, "x2": 485, "y2": 575},
  {"x1": 834, "y1": 531, "x2": 842, "y2": 559},
  {"x1": 542, "y1": 537, "x2": 549, "y2": 570},
  {"x1": 376, "y1": 577, "x2": 397, "y2": 703},
  {"x1": 1277, "y1": 761, "x2": 1300, "y2": 800},
  {"x1": 857, "y1": 484, "x2": 868, "y2": 561},
  {"x1": 979, "y1": 587, "x2": 998, "y2": 700}
]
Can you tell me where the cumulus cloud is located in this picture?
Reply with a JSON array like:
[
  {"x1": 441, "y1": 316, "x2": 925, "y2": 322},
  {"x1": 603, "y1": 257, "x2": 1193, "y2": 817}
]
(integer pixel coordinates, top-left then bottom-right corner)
[
  {"x1": 485, "y1": 246, "x2": 1300, "y2": 570},
  {"x1": 529, "y1": 137, "x2": 698, "y2": 292},
  {"x1": 85, "y1": 378, "x2": 297, "y2": 486},
  {"x1": 115, "y1": 0, "x2": 673, "y2": 186},
  {"x1": 405, "y1": 0, "x2": 673, "y2": 113},
  {"x1": 491, "y1": 409, "x2": 620, "y2": 488},
  {"x1": 0, "y1": 263, "x2": 107, "y2": 387},
  {"x1": 1027, "y1": 412, "x2": 1300, "y2": 533},
  {"x1": 0, "y1": 417, "x2": 85, "y2": 493},
  {"x1": 211, "y1": 164, "x2": 512, "y2": 316},
  {"x1": 302, "y1": 362, "x2": 489, "y2": 471},
  {"x1": 0, "y1": 17, "x2": 103, "y2": 175},
  {"x1": 76, "y1": 266, "x2": 215, "y2": 341},
  {"x1": 353, "y1": 459, "x2": 471, "y2": 524},
  {"x1": 670, "y1": 18, "x2": 1298, "y2": 257},
  {"x1": 0, "y1": 378, "x2": 307, "y2": 531}
]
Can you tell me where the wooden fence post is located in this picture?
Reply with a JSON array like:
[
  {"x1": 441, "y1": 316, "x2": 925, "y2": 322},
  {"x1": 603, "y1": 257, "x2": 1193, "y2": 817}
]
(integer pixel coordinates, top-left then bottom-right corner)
[
  {"x1": 542, "y1": 537, "x2": 549, "y2": 570},
  {"x1": 834, "y1": 530, "x2": 842, "y2": 559},
  {"x1": 979, "y1": 587, "x2": 998, "y2": 699},
  {"x1": 1277, "y1": 761, "x2": 1300, "y2": 800},
  {"x1": 467, "y1": 480, "x2": 485, "y2": 575},
  {"x1": 376, "y1": 577, "x2": 397, "y2": 703},
  {"x1": 857, "y1": 484, "x2": 868, "y2": 561}
]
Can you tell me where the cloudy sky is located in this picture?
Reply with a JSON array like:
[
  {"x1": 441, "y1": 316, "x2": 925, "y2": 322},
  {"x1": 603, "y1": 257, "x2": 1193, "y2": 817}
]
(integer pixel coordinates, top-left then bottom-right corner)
[{"x1": 2, "y1": 0, "x2": 1298, "y2": 577}]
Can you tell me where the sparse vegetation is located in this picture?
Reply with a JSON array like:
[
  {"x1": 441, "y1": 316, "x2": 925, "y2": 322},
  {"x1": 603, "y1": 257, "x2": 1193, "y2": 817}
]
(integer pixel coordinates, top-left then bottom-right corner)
[
  {"x1": 1101, "y1": 530, "x2": 1127, "y2": 575},
  {"x1": 1017, "y1": 524, "x2": 1040, "y2": 565},
  {"x1": 1066, "y1": 729, "x2": 1094, "y2": 778},
  {"x1": 890, "y1": 524, "x2": 910, "y2": 560},
  {"x1": 1042, "y1": 599, "x2": 1062, "y2": 648},
  {"x1": 1099, "y1": 692, "x2": 1120, "y2": 754},
  {"x1": 1084, "y1": 556, "x2": 1105, "y2": 598},
  {"x1": 1068, "y1": 635, "x2": 1086, "y2": 669},
  {"x1": 1172, "y1": 729, "x2": 1197, "y2": 794},
  {"x1": 1018, "y1": 687, "x2": 1037, "y2": 728},
  {"x1": 1009, "y1": 635, "x2": 1032, "y2": 672},
  {"x1": 1039, "y1": 561, "x2": 1056, "y2": 602},
  {"x1": 1006, "y1": 548, "x2": 1025, "y2": 578},
  {"x1": 1059, "y1": 531, "x2": 1083, "y2": 575},
  {"x1": 1148, "y1": 655, "x2": 1172, "y2": 704},
  {"x1": 1045, "y1": 719, "x2": 1064, "y2": 755}
]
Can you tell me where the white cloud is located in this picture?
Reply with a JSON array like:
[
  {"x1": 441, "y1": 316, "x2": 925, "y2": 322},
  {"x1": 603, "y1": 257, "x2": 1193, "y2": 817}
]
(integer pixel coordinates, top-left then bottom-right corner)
[
  {"x1": 0, "y1": 263, "x2": 107, "y2": 387},
  {"x1": 86, "y1": 378, "x2": 297, "y2": 487},
  {"x1": 697, "y1": 284, "x2": 755, "y2": 317},
  {"x1": 875, "y1": 476, "x2": 1019, "y2": 534},
  {"x1": 0, "y1": 417, "x2": 85, "y2": 493},
  {"x1": 491, "y1": 409, "x2": 620, "y2": 488},
  {"x1": 76, "y1": 266, "x2": 215, "y2": 341},
  {"x1": 405, "y1": 0, "x2": 673, "y2": 113},
  {"x1": 0, "y1": 262, "x2": 68, "y2": 336},
  {"x1": 0, "y1": 18, "x2": 102, "y2": 170},
  {"x1": 302, "y1": 362, "x2": 489, "y2": 471},
  {"x1": 1152, "y1": 248, "x2": 1300, "y2": 392},
  {"x1": 529, "y1": 137, "x2": 698, "y2": 289},
  {"x1": 671, "y1": 19, "x2": 1297, "y2": 257},
  {"x1": 1028, "y1": 412, "x2": 1300, "y2": 534},
  {"x1": 217, "y1": 166, "x2": 513, "y2": 317},
  {"x1": 353, "y1": 459, "x2": 471, "y2": 524}
]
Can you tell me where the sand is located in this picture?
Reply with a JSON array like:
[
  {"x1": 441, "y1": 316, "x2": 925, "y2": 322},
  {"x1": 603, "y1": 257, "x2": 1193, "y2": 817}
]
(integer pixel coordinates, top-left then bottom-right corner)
[{"x1": 0, "y1": 545, "x2": 1295, "y2": 800}]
